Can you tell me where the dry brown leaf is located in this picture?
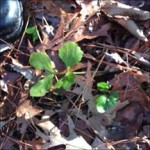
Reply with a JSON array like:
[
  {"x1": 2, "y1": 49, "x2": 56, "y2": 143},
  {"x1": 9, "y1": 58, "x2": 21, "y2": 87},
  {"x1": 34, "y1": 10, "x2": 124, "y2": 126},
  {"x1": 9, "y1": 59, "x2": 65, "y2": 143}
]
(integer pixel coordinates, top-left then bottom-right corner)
[
  {"x1": 33, "y1": 113, "x2": 92, "y2": 149},
  {"x1": 114, "y1": 17, "x2": 148, "y2": 41},
  {"x1": 64, "y1": 1, "x2": 111, "y2": 42},
  {"x1": 72, "y1": 23, "x2": 111, "y2": 42},
  {"x1": 25, "y1": 140, "x2": 45, "y2": 150},
  {"x1": 32, "y1": 110, "x2": 65, "y2": 147},
  {"x1": 72, "y1": 75, "x2": 93, "y2": 101},
  {"x1": 65, "y1": 116, "x2": 92, "y2": 149},
  {"x1": 76, "y1": 0, "x2": 99, "y2": 16},
  {"x1": 116, "y1": 102, "x2": 144, "y2": 128},
  {"x1": 42, "y1": 0, "x2": 60, "y2": 17},
  {"x1": 101, "y1": 0, "x2": 150, "y2": 20},
  {"x1": 16, "y1": 100, "x2": 42, "y2": 119},
  {"x1": 109, "y1": 71, "x2": 150, "y2": 110},
  {"x1": 101, "y1": 0, "x2": 150, "y2": 41},
  {"x1": 35, "y1": 9, "x2": 65, "y2": 51},
  {"x1": 69, "y1": 109, "x2": 113, "y2": 149}
]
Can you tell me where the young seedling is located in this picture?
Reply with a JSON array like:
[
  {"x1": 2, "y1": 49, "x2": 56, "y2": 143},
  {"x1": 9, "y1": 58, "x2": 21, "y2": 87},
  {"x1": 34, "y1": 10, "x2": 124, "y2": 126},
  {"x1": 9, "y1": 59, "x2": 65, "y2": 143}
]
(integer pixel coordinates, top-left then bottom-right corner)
[
  {"x1": 55, "y1": 41, "x2": 83, "y2": 90},
  {"x1": 29, "y1": 51, "x2": 55, "y2": 96},
  {"x1": 26, "y1": 26, "x2": 39, "y2": 43},
  {"x1": 29, "y1": 41, "x2": 83, "y2": 97},
  {"x1": 95, "y1": 82, "x2": 119, "y2": 113}
]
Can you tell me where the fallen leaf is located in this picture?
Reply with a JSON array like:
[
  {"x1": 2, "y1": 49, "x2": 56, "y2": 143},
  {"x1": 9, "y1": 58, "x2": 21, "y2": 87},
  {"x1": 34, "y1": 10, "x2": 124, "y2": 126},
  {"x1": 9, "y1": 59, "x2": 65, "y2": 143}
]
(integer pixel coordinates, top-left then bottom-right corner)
[
  {"x1": 105, "y1": 52, "x2": 127, "y2": 65},
  {"x1": 101, "y1": 1, "x2": 150, "y2": 20},
  {"x1": 11, "y1": 58, "x2": 34, "y2": 80},
  {"x1": 16, "y1": 99, "x2": 42, "y2": 119},
  {"x1": 114, "y1": 17, "x2": 148, "y2": 41},
  {"x1": 101, "y1": 0, "x2": 150, "y2": 41},
  {"x1": 72, "y1": 23, "x2": 111, "y2": 42},
  {"x1": 0, "y1": 80, "x2": 8, "y2": 93},
  {"x1": 65, "y1": 116, "x2": 92, "y2": 149},
  {"x1": 109, "y1": 71, "x2": 150, "y2": 110}
]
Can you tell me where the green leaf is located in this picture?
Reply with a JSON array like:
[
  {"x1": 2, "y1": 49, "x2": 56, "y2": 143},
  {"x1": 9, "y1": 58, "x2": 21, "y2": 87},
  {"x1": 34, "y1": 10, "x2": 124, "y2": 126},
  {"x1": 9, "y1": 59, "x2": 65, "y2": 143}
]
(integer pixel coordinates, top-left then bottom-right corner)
[
  {"x1": 95, "y1": 95, "x2": 107, "y2": 107},
  {"x1": 97, "y1": 82, "x2": 110, "y2": 91},
  {"x1": 55, "y1": 72, "x2": 75, "y2": 90},
  {"x1": 59, "y1": 41, "x2": 83, "y2": 68},
  {"x1": 95, "y1": 92, "x2": 118, "y2": 113},
  {"x1": 26, "y1": 26, "x2": 39, "y2": 42},
  {"x1": 95, "y1": 95, "x2": 107, "y2": 113},
  {"x1": 106, "y1": 91, "x2": 119, "y2": 107},
  {"x1": 29, "y1": 52, "x2": 54, "y2": 73},
  {"x1": 30, "y1": 75, "x2": 53, "y2": 97}
]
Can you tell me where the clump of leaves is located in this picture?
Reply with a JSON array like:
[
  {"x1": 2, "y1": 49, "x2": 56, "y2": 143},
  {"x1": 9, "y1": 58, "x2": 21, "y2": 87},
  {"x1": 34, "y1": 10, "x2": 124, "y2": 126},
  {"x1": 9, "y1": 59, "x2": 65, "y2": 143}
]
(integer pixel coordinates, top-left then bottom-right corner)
[
  {"x1": 29, "y1": 41, "x2": 83, "y2": 97},
  {"x1": 95, "y1": 82, "x2": 119, "y2": 113},
  {"x1": 26, "y1": 26, "x2": 39, "y2": 43}
]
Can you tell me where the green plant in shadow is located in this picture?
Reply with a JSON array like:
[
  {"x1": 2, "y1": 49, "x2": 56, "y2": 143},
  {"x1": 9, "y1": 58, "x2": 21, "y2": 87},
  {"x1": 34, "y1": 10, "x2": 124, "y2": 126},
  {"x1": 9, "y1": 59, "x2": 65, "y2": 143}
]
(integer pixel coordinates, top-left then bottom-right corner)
[{"x1": 26, "y1": 26, "x2": 39, "y2": 43}]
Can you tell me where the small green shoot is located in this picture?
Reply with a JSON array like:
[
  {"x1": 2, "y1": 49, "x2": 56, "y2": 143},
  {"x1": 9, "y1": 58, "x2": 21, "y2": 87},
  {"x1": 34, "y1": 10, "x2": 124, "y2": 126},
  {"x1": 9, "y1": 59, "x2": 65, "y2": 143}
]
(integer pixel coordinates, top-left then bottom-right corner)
[
  {"x1": 26, "y1": 26, "x2": 39, "y2": 43},
  {"x1": 55, "y1": 72, "x2": 75, "y2": 90},
  {"x1": 29, "y1": 41, "x2": 83, "y2": 97},
  {"x1": 97, "y1": 82, "x2": 110, "y2": 91},
  {"x1": 95, "y1": 82, "x2": 118, "y2": 113}
]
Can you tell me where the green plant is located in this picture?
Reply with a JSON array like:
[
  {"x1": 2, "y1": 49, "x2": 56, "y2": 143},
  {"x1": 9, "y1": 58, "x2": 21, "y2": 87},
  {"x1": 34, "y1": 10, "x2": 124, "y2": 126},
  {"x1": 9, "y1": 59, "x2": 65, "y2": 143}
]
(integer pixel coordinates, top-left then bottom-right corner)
[
  {"x1": 95, "y1": 82, "x2": 119, "y2": 113},
  {"x1": 26, "y1": 26, "x2": 39, "y2": 43},
  {"x1": 29, "y1": 41, "x2": 83, "y2": 97}
]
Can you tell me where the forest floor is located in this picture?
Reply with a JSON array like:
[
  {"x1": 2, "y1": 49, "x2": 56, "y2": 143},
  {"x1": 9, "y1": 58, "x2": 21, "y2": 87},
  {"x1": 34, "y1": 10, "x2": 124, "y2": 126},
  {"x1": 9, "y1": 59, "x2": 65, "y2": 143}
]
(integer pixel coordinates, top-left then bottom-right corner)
[{"x1": 0, "y1": 0, "x2": 150, "y2": 149}]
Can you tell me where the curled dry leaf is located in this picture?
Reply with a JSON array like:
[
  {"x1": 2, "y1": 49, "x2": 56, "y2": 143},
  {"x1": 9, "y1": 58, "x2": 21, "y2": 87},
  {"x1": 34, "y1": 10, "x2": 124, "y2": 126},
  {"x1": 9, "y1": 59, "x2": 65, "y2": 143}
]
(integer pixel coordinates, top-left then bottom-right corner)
[
  {"x1": 113, "y1": 17, "x2": 148, "y2": 41},
  {"x1": 105, "y1": 52, "x2": 127, "y2": 65},
  {"x1": 101, "y1": 0, "x2": 150, "y2": 20},
  {"x1": 131, "y1": 51, "x2": 150, "y2": 67},
  {"x1": 11, "y1": 58, "x2": 34, "y2": 80},
  {"x1": 11, "y1": 64, "x2": 34, "y2": 80},
  {"x1": 101, "y1": 0, "x2": 150, "y2": 41}
]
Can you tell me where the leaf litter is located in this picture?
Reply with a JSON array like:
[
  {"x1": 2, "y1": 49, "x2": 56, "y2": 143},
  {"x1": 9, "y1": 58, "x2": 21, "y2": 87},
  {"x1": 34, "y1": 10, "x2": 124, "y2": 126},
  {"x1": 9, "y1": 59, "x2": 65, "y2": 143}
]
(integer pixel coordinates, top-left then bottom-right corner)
[{"x1": 0, "y1": 0, "x2": 150, "y2": 149}]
